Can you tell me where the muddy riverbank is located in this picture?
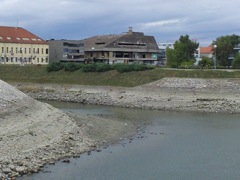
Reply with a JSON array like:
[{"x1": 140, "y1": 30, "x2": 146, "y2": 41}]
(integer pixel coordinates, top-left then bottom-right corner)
[
  {"x1": 15, "y1": 78, "x2": 240, "y2": 113},
  {"x1": 0, "y1": 80, "x2": 136, "y2": 179}
]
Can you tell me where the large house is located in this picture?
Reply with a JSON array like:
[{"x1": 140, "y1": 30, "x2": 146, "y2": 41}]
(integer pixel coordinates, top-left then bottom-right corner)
[
  {"x1": 48, "y1": 40, "x2": 85, "y2": 63},
  {"x1": 83, "y1": 27, "x2": 160, "y2": 65},
  {"x1": 0, "y1": 26, "x2": 49, "y2": 65},
  {"x1": 194, "y1": 45, "x2": 214, "y2": 64}
]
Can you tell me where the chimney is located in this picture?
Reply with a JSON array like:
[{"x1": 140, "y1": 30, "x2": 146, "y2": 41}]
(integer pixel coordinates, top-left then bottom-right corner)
[{"x1": 128, "y1": 27, "x2": 133, "y2": 34}]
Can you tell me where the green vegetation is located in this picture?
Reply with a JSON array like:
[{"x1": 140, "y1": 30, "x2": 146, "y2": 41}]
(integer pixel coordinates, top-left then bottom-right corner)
[
  {"x1": 198, "y1": 57, "x2": 214, "y2": 68},
  {"x1": 232, "y1": 53, "x2": 240, "y2": 69},
  {"x1": 47, "y1": 62, "x2": 153, "y2": 73},
  {"x1": 214, "y1": 34, "x2": 240, "y2": 67},
  {"x1": 1, "y1": 65, "x2": 240, "y2": 87},
  {"x1": 166, "y1": 35, "x2": 199, "y2": 68}
]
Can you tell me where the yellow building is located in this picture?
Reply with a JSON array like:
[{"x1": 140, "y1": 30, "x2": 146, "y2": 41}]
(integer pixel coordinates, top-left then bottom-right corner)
[{"x1": 0, "y1": 26, "x2": 49, "y2": 65}]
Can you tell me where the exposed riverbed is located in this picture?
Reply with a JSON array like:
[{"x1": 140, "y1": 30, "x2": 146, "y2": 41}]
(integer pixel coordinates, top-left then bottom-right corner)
[{"x1": 21, "y1": 101, "x2": 240, "y2": 180}]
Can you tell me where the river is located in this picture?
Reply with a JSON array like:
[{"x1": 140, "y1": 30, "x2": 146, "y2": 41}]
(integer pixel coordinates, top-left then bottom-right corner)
[{"x1": 21, "y1": 101, "x2": 240, "y2": 180}]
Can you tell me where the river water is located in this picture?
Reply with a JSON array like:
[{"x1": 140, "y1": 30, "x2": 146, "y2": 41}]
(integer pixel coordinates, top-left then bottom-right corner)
[{"x1": 22, "y1": 101, "x2": 240, "y2": 180}]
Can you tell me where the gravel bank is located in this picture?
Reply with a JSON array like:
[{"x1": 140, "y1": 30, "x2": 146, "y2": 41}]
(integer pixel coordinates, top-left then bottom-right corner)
[
  {"x1": 15, "y1": 78, "x2": 240, "y2": 113},
  {"x1": 0, "y1": 80, "x2": 136, "y2": 179}
]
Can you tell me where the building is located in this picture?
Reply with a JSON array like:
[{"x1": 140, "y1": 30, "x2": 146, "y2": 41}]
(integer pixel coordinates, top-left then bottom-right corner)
[
  {"x1": 158, "y1": 43, "x2": 174, "y2": 65},
  {"x1": 194, "y1": 45, "x2": 214, "y2": 65},
  {"x1": 0, "y1": 26, "x2": 49, "y2": 65},
  {"x1": 228, "y1": 44, "x2": 240, "y2": 66},
  {"x1": 48, "y1": 40, "x2": 85, "y2": 63},
  {"x1": 83, "y1": 27, "x2": 160, "y2": 65}
]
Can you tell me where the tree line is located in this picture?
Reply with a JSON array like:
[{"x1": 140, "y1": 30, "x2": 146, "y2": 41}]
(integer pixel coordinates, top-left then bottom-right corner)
[{"x1": 166, "y1": 34, "x2": 240, "y2": 69}]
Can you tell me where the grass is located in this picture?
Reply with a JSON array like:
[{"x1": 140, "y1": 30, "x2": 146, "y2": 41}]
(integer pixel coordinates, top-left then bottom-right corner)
[{"x1": 1, "y1": 65, "x2": 240, "y2": 87}]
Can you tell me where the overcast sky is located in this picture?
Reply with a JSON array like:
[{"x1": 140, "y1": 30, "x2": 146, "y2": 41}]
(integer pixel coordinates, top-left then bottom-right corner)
[{"x1": 1, "y1": 0, "x2": 240, "y2": 46}]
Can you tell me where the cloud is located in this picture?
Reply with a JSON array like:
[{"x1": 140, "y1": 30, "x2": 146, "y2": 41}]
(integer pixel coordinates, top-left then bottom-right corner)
[{"x1": 0, "y1": 0, "x2": 240, "y2": 44}]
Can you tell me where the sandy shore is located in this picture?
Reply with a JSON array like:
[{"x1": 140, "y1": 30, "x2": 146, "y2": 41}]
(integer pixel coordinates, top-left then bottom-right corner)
[{"x1": 0, "y1": 80, "x2": 136, "y2": 179}]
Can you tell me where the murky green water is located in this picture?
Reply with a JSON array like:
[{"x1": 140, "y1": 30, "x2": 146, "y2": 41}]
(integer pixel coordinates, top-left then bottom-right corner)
[{"x1": 22, "y1": 101, "x2": 240, "y2": 180}]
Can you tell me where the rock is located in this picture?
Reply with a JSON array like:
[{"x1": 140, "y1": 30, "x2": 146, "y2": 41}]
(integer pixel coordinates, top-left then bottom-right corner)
[
  {"x1": 15, "y1": 166, "x2": 26, "y2": 173},
  {"x1": 62, "y1": 159, "x2": 70, "y2": 163},
  {"x1": 2, "y1": 168, "x2": 11, "y2": 174}
]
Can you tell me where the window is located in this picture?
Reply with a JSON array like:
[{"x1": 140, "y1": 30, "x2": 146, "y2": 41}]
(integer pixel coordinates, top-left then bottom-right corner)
[
  {"x1": 24, "y1": 48, "x2": 27, "y2": 54},
  {"x1": 15, "y1": 57, "x2": 18, "y2": 62},
  {"x1": 46, "y1": 49, "x2": 48, "y2": 54},
  {"x1": 1, "y1": 47, "x2": 4, "y2": 53},
  {"x1": 29, "y1": 48, "x2": 31, "y2": 54},
  {"x1": 6, "y1": 47, "x2": 8, "y2": 53},
  {"x1": 22, "y1": 38, "x2": 30, "y2": 41},
  {"x1": 16, "y1": 47, "x2": 18, "y2": 53},
  {"x1": 7, "y1": 37, "x2": 11, "y2": 40},
  {"x1": 42, "y1": 48, "x2": 43, "y2": 54}
]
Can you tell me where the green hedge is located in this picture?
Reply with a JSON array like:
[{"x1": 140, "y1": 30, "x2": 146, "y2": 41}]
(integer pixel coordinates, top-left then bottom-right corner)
[
  {"x1": 47, "y1": 62, "x2": 155, "y2": 73},
  {"x1": 47, "y1": 62, "x2": 64, "y2": 72}
]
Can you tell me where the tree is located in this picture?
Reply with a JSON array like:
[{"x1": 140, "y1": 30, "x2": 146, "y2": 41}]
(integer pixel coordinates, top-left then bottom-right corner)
[
  {"x1": 166, "y1": 47, "x2": 176, "y2": 67},
  {"x1": 232, "y1": 53, "x2": 240, "y2": 68},
  {"x1": 198, "y1": 56, "x2": 213, "y2": 68},
  {"x1": 173, "y1": 35, "x2": 199, "y2": 66},
  {"x1": 214, "y1": 34, "x2": 240, "y2": 67}
]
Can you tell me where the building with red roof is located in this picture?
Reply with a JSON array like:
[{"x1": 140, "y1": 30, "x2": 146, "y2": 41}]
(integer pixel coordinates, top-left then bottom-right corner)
[{"x1": 0, "y1": 26, "x2": 49, "y2": 65}]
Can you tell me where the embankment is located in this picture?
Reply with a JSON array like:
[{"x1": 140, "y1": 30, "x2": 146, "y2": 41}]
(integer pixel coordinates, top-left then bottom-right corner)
[
  {"x1": 15, "y1": 78, "x2": 240, "y2": 113},
  {"x1": 0, "y1": 80, "x2": 136, "y2": 179}
]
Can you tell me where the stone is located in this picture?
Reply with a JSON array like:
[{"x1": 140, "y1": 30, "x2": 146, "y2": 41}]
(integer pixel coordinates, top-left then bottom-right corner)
[
  {"x1": 2, "y1": 168, "x2": 11, "y2": 174},
  {"x1": 15, "y1": 166, "x2": 26, "y2": 173}
]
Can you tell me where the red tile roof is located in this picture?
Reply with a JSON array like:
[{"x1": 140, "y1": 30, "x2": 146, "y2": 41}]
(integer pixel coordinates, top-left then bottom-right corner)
[
  {"x1": 200, "y1": 45, "x2": 213, "y2": 54},
  {"x1": 0, "y1": 26, "x2": 47, "y2": 45}
]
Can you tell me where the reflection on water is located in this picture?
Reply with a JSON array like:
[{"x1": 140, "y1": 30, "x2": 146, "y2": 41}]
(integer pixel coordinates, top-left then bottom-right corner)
[{"x1": 23, "y1": 101, "x2": 240, "y2": 180}]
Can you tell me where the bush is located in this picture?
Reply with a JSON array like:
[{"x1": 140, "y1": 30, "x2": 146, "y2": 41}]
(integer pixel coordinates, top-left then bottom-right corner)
[
  {"x1": 82, "y1": 63, "x2": 97, "y2": 72},
  {"x1": 232, "y1": 53, "x2": 240, "y2": 69},
  {"x1": 179, "y1": 60, "x2": 195, "y2": 69},
  {"x1": 198, "y1": 57, "x2": 213, "y2": 68},
  {"x1": 47, "y1": 62, "x2": 64, "y2": 72},
  {"x1": 95, "y1": 63, "x2": 111, "y2": 72},
  {"x1": 64, "y1": 63, "x2": 83, "y2": 72},
  {"x1": 112, "y1": 64, "x2": 135, "y2": 73}
]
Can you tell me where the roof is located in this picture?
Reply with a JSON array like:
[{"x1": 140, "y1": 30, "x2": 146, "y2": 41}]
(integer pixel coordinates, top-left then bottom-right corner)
[
  {"x1": 0, "y1": 26, "x2": 47, "y2": 45},
  {"x1": 200, "y1": 45, "x2": 213, "y2": 54},
  {"x1": 83, "y1": 30, "x2": 159, "y2": 53}
]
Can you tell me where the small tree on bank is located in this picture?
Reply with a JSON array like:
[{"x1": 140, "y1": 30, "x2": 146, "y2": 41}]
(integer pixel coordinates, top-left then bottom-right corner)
[{"x1": 166, "y1": 35, "x2": 199, "y2": 68}]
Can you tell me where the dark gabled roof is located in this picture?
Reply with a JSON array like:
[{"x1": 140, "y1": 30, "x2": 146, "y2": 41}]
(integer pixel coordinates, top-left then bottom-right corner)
[
  {"x1": 83, "y1": 34, "x2": 123, "y2": 50},
  {"x1": 83, "y1": 30, "x2": 159, "y2": 52},
  {"x1": 0, "y1": 26, "x2": 47, "y2": 45}
]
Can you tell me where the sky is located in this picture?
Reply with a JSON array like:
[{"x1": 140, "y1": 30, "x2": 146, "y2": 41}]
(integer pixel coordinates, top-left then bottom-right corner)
[{"x1": 1, "y1": 0, "x2": 240, "y2": 46}]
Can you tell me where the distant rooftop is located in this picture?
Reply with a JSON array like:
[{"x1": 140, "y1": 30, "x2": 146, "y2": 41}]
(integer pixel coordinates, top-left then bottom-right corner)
[{"x1": 0, "y1": 26, "x2": 47, "y2": 45}]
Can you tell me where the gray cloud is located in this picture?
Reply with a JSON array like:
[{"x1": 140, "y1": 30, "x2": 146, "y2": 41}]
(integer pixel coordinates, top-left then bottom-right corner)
[{"x1": 0, "y1": 0, "x2": 239, "y2": 45}]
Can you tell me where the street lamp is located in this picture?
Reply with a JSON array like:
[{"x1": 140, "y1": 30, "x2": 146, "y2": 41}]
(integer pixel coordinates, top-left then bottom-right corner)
[{"x1": 213, "y1": 45, "x2": 217, "y2": 69}]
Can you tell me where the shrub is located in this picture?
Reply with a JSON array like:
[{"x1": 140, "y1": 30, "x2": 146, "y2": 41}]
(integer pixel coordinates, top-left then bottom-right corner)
[
  {"x1": 179, "y1": 60, "x2": 195, "y2": 69},
  {"x1": 95, "y1": 63, "x2": 111, "y2": 72},
  {"x1": 82, "y1": 63, "x2": 97, "y2": 72},
  {"x1": 64, "y1": 63, "x2": 83, "y2": 72},
  {"x1": 198, "y1": 57, "x2": 213, "y2": 68},
  {"x1": 47, "y1": 62, "x2": 64, "y2": 72},
  {"x1": 232, "y1": 53, "x2": 240, "y2": 69},
  {"x1": 112, "y1": 64, "x2": 135, "y2": 73}
]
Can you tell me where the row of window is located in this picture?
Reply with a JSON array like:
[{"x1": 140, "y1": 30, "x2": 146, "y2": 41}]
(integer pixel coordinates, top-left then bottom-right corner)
[
  {"x1": 0, "y1": 36, "x2": 42, "y2": 42},
  {"x1": 0, "y1": 57, "x2": 48, "y2": 63},
  {"x1": 1, "y1": 47, "x2": 48, "y2": 55}
]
